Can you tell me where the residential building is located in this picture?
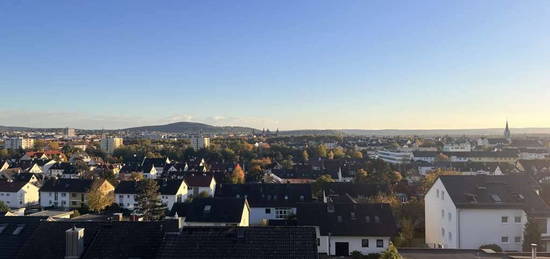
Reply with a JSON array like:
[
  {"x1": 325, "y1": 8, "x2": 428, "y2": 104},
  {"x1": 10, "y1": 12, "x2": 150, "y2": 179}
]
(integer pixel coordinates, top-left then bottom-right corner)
[
  {"x1": 39, "y1": 179, "x2": 114, "y2": 209},
  {"x1": 168, "y1": 197, "x2": 250, "y2": 226},
  {"x1": 425, "y1": 175, "x2": 550, "y2": 251},
  {"x1": 63, "y1": 127, "x2": 76, "y2": 137},
  {"x1": 215, "y1": 183, "x2": 312, "y2": 225},
  {"x1": 376, "y1": 150, "x2": 412, "y2": 164},
  {"x1": 115, "y1": 179, "x2": 188, "y2": 210},
  {"x1": 297, "y1": 202, "x2": 397, "y2": 256},
  {"x1": 99, "y1": 137, "x2": 123, "y2": 154},
  {"x1": 184, "y1": 173, "x2": 216, "y2": 198},
  {"x1": 190, "y1": 137, "x2": 210, "y2": 150},
  {"x1": 443, "y1": 142, "x2": 472, "y2": 152},
  {"x1": 4, "y1": 137, "x2": 34, "y2": 150},
  {"x1": 0, "y1": 180, "x2": 40, "y2": 208}
]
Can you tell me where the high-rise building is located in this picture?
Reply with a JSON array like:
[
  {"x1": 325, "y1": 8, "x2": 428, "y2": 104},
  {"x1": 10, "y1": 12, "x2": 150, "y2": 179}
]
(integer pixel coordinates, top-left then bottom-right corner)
[
  {"x1": 63, "y1": 127, "x2": 76, "y2": 137},
  {"x1": 4, "y1": 137, "x2": 35, "y2": 150},
  {"x1": 100, "y1": 137, "x2": 123, "y2": 154},
  {"x1": 190, "y1": 137, "x2": 210, "y2": 150}
]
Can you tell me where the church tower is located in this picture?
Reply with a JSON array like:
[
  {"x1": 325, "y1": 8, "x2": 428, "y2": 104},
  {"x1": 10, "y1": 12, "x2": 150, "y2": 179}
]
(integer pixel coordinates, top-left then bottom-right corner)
[{"x1": 504, "y1": 120, "x2": 511, "y2": 140}]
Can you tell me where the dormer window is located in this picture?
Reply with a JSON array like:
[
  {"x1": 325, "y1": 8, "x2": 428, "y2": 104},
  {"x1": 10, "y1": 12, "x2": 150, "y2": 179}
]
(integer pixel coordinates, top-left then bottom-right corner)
[
  {"x1": 337, "y1": 216, "x2": 343, "y2": 222},
  {"x1": 374, "y1": 216, "x2": 380, "y2": 223},
  {"x1": 204, "y1": 205, "x2": 212, "y2": 214},
  {"x1": 365, "y1": 216, "x2": 371, "y2": 223}
]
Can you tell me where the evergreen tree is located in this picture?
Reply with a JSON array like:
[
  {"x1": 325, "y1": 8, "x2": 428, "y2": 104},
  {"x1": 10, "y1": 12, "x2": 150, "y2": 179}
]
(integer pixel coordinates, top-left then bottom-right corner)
[
  {"x1": 136, "y1": 179, "x2": 165, "y2": 221},
  {"x1": 523, "y1": 216, "x2": 542, "y2": 251}
]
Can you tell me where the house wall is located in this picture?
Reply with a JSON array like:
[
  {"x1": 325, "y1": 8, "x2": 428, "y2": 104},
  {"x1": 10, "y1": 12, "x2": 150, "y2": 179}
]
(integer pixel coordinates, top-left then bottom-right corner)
[
  {"x1": 40, "y1": 191, "x2": 71, "y2": 208},
  {"x1": 425, "y1": 178, "x2": 458, "y2": 249},
  {"x1": 239, "y1": 204, "x2": 250, "y2": 227},
  {"x1": 459, "y1": 208, "x2": 525, "y2": 251},
  {"x1": 117, "y1": 193, "x2": 137, "y2": 209},
  {"x1": 249, "y1": 207, "x2": 296, "y2": 225},
  {"x1": 320, "y1": 236, "x2": 390, "y2": 255}
]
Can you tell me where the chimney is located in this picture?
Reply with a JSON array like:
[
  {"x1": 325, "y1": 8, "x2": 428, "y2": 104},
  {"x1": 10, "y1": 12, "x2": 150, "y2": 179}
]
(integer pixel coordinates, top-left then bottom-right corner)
[{"x1": 65, "y1": 226, "x2": 84, "y2": 259}]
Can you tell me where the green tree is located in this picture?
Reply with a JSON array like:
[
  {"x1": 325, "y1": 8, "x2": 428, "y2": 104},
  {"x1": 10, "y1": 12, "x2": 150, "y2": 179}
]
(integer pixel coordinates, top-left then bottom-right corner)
[
  {"x1": 86, "y1": 179, "x2": 114, "y2": 212},
  {"x1": 0, "y1": 200, "x2": 9, "y2": 213},
  {"x1": 523, "y1": 216, "x2": 542, "y2": 251},
  {"x1": 311, "y1": 174, "x2": 335, "y2": 198},
  {"x1": 396, "y1": 218, "x2": 415, "y2": 247},
  {"x1": 136, "y1": 179, "x2": 166, "y2": 221},
  {"x1": 380, "y1": 243, "x2": 402, "y2": 259}
]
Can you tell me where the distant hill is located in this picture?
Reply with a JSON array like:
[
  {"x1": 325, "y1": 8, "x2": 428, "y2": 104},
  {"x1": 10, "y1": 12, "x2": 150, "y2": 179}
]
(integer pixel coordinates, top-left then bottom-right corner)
[{"x1": 123, "y1": 122, "x2": 256, "y2": 135}]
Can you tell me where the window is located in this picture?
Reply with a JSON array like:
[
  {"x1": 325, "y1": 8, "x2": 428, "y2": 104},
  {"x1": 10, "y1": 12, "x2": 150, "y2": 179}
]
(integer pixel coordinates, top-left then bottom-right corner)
[
  {"x1": 448, "y1": 232, "x2": 452, "y2": 241},
  {"x1": 72, "y1": 193, "x2": 77, "y2": 198},
  {"x1": 441, "y1": 228, "x2": 445, "y2": 236},
  {"x1": 61, "y1": 193, "x2": 66, "y2": 197},
  {"x1": 275, "y1": 208, "x2": 290, "y2": 219},
  {"x1": 362, "y1": 239, "x2": 369, "y2": 247},
  {"x1": 365, "y1": 216, "x2": 370, "y2": 223},
  {"x1": 514, "y1": 216, "x2": 521, "y2": 223},
  {"x1": 12, "y1": 224, "x2": 25, "y2": 235},
  {"x1": 441, "y1": 209, "x2": 445, "y2": 218},
  {"x1": 317, "y1": 238, "x2": 320, "y2": 246},
  {"x1": 436, "y1": 189, "x2": 440, "y2": 198},
  {"x1": 514, "y1": 236, "x2": 521, "y2": 243},
  {"x1": 265, "y1": 208, "x2": 271, "y2": 214},
  {"x1": 442, "y1": 191, "x2": 445, "y2": 200},
  {"x1": 119, "y1": 195, "x2": 123, "y2": 199},
  {"x1": 501, "y1": 216, "x2": 508, "y2": 224},
  {"x1": 376, "y1": 239, "x2": 384, "y2": 248},
  {"x1": 71, "y1": 201, "x2": 77, "y2": 206},
  {"x1": 374, "y1": 216, "x2": 380, "y2": 223},
  {"x1": 501, "y1": 236, "x2": 509, "y2": 243},
  {"x1": 448, "y1": 212, "x2": 452, "y2": 221}
]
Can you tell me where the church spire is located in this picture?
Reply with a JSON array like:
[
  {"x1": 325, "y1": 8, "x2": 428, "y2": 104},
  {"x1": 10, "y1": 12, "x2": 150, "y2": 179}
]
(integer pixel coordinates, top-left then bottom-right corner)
[{"x1": 504, "y1": 120, "x2": 511, "y2": 140}]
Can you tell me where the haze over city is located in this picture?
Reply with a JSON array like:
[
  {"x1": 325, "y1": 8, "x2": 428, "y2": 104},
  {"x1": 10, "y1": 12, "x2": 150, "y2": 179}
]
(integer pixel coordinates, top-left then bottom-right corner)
[{"x1": 1, "y1": 0, "x2": 549, "y2": 130}]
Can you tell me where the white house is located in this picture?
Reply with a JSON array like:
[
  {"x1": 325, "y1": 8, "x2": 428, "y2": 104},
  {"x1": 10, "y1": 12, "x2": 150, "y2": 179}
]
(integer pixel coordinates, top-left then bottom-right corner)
[
  {"x1": 443, "y1": 142, "x2": 472, "y2": 152},
  {"x1": 168, "y1": 197, "x2": 250, "y2": 227},
  {"x1": 40, "y1": 179, "x2": 114, "y2": 209},
  {"x1": 0, "y1": 180, "x2": 39, "y2": 208},
  {"x1": 376, "y1": 150, "x2": 412, "y2": 164},
  {"x1": 297, "y1": 202, "x2": 397, "y2": 256},
  {"x1": 214, "y1": 183, "x2": 312, "y2": 225},
  {"x1": 115, "y1": 179, "x2": 188, "y2": 210},
  {"x1": 425, "y1": 175, "x2": 550, "y2": 251},
  {"x1": 184, "y1": 173, "x2": 216, "y2": 198}
]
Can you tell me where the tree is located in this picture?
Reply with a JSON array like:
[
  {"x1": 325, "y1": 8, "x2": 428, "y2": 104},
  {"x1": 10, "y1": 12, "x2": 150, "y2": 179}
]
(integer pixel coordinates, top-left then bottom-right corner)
[
  {"x1": 355, "y1": 169, "x2": 369, "y2": 183},
  {"x1": 327, "y1": 150, "x2": 334, "y2": 160},
  {"x1": 33, "y1": 140, "x2": 47, "y2": 151},
  {"x1": 311, "y1": 174, "x2": 335, "y2": 198},
  {"x1": 136, "y1": 179, "x2": 166, "y2": 221},
  {"x1": 86, "y1": 179, "x2": 114, "y2": 212},
  {"x1": 380, "y1": 243, "x2": 402, "y2": 259},
  {"x1": 48, "y1": 141, "x2": 60, "y2": 150},
  {"x1": 523, "y1": 216, "x2": 542, "y2": 251},
  {"x1": 301, "y1": 150, "x2": 310, "y2": 162},
  {"x1": 351, "y1": 150, "x2": 363, "y2": 159},
  {"x1": 332, "y1": 147, "x2": 345, "y2": 159},
  {"x1": 130, "y1": 172, "x2": 144, "y2": 181},
  {"x1": 395, "y1": 217, "x2": 415, "y2": 247},
  {"x1": 0, "y1": 200, "x2": 9, "y2": 213},
  {"x1": 316, "y1": 144, "x2": 328, "y2": 158},
  {"x1": 231, "y1": 164, "x2": 245, "y2": 184},
  {"x1": 421, "y1": 169, "x2": 459, "y2": 193}
]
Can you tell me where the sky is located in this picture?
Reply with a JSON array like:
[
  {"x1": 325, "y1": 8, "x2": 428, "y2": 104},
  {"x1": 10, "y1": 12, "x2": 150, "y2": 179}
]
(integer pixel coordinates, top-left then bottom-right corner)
[{"x1": 1, "y1": 0, "x2": 549, "y2": 130}]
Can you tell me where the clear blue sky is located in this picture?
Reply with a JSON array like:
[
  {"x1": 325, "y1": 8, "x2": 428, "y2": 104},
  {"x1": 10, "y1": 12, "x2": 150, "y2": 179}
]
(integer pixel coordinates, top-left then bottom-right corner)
[{"x1": 1, "y1": 0, "x2": 549, "y2": 130}]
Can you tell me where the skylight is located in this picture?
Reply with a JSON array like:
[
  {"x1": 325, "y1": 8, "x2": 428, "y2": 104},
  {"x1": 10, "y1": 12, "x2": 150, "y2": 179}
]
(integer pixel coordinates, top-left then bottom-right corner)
[
  {"x1": 12, "y1": 224, "x2": 25, "y2": 235},
  {"x1": 0, "y1": 224, "x2": 7, "y2": 234},
  {"x1": 491, "y1": 194, "x2": 502, "y2": 203}
]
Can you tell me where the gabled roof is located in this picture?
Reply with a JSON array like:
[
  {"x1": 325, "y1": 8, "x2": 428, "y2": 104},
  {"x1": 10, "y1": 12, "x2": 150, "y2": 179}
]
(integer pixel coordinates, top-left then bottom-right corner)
[
  {"x1": 157, "y1": 226, "x2": 318, "y2": 258},
  {"x1": 0, "y1": 216, "x2": 50, "y2": 259},
  {"x1": 215, "y1": 184, "x2": 312, "y2": 207},
  {"x1": 40, "y1": 179, "x2": 95, "y2": 193},
  {"x1": 115, "y1": 180, "x2": 185, "y2": 195},
  {"x1": 438, "y1": 175, "x2": 550, "y2": 215},
  {"x1": 168, "y1": 198, "x2": 247, "y2": 223},
  {"x1": 184, "y1": 173, "x2": 214, "y2": 187},
  {"x1": 17, "y1": 221, "x2": 163, "y2": 259},
  {"x1": 0, "y1": 180, "x2": 30, "y2": 192},
  {"x1": 296, "y1": 202, "x2": 398, "y2": 237}
]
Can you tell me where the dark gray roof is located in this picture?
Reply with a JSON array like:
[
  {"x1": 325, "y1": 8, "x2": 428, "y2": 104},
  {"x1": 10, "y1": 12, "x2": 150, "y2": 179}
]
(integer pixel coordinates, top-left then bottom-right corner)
[
  {"x1": 168, "y1": 198, "x2": 247, "y2": 223},
  {"x1": 215, "y1": 184, "x2": 312, "y2": 207},
  {"x1": 0, "y1": 180, "x2": 28, "y2": 192},
  {"x1": 156, "y1": 226, "x2": 318, "y2": 259},
  {"x1": 17, "y1": 221, "x2": 164, "y2": 259},
  {"x1": 115, "y1": 180, "x2": 184, "y2": 195},
  {"x1": 39, "y1": 179, "x2": 95, "y2": 193},
  {"x1": 438, "y1": 175, "x2": 550, "y2": 215},
  {"x1": 296, "y1": 202, "x2": 398, "y2": 237},
  {"x1": 184, "y1": 173, "x2": 214, "y2": 187},
  {"x1": 0, "y1": 216, "x2": 49, "y2": 259}
]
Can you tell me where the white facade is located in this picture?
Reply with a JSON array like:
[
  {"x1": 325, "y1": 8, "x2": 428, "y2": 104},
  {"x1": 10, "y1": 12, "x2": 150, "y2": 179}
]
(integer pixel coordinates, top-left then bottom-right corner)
[
  {"x1": 0, "y1": 182, "x2": 39, "y2": 208},
  {"x1": 100, "y1": 137, "x2": 123, "y2": 154},
  {"x1": 425, "y1": 178, "x2": 528, "y2": 251},
  {"x1": 317, "y1": 235, "x2": 390, "y2": 256},
  {"x1": 443, "y1": 143, "x2": 472, "y2": 152},
  {"x1": 4, "y1": 137, "x2": 34, "y2": 150},
  {"x1": 116, "y1": 182, "x2": 188, "y2": 210},
  {"x1": 40, "y1": 191, "x2": 72, "y2": 208},
  {"x1": 190, "y1": 137, "x2": 210, "y2": 150},
  {"x1": 249, "y1": 207, "x2": 296, "y2": 225},
  {"x1": 376, "y1": 150, "x2": 412, "y2": 164}
]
